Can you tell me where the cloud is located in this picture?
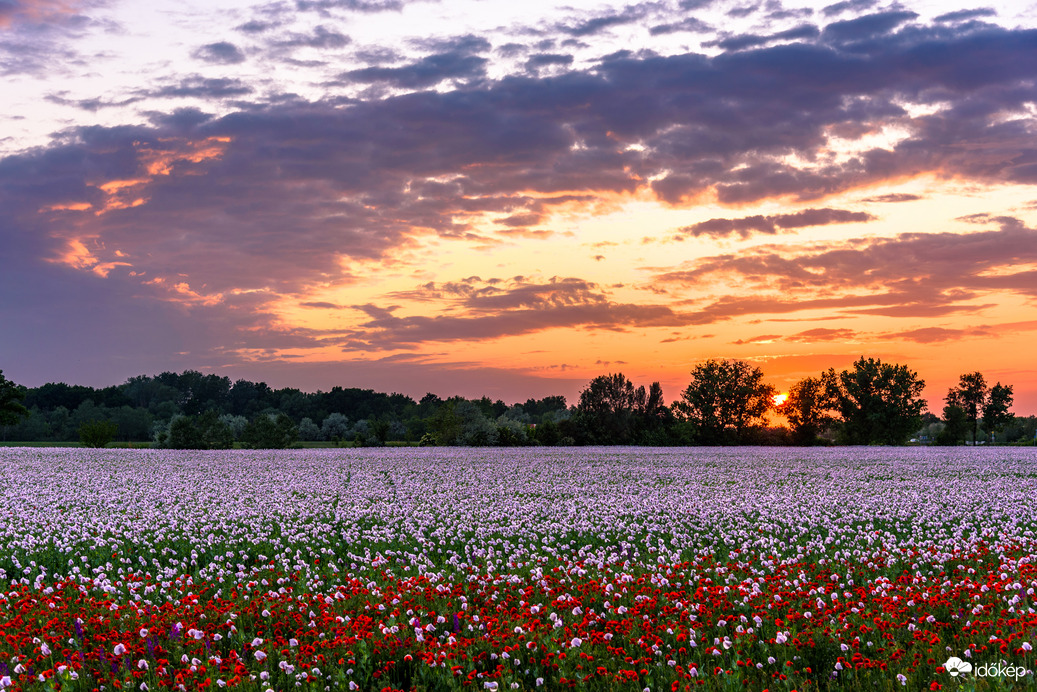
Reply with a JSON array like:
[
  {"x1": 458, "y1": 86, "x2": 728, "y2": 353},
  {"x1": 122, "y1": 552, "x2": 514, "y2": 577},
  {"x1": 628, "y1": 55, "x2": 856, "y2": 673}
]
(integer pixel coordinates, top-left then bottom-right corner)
[
  {"x1": 556, "y1": 3, "x2": 659, "y2": 37},
  {"x1": 342, "y1": 51, "x2": 487, "y2": 88},
  {"x1": 821, "y1": 10, "x2": 919, "y2": 45},
  {"x1": 784, "y1": 327, "x2": 858, "y2": 342},
  {"x1": 732, "y1": 334, "x2": 782, "y2": 345},
  {"x1": 146, "y1": 76, "x2": 254, "y2": 99},
  {"x1": 655, "y1": 220, "x2": 1037, "y2": 320},
  {"x1": 5, "y1": 14, "x2": 1037, "y2": 374},
  {"x1": 275, "y1": 25, "x2": 351, "y2": 49},
  {"x1": 193, "y1": 41, "x2": 246, "y2": 64},
  {"x1": 860, "y1": 193, "x2": 921, "y2": 203},
  {"x1": 45, "y1": 91, "x2": 142, "y2": 111},
  {"x1": 0, "y1": 0, "x2": 83, "y2": 28},
  {"x1": 934, "y1": 8, "x2": 997, "y2": 24},
  {"x1": 821, "y1": 0, "x2": 878, "y2": 18},
  {"x1": 680, "y1": 207, "x2": 874, "y2": 239},
  {"x1": 709, "y1": 24, "x2": 819, "y2": 51},
  {"x1": 524, "y1": 53, "x2": 573, "y2": 72},
  {"x1": 336, "y1": 277, "x2": 712, "y2": 348},
  {"x1": 294, "y1": 0, "x2": 411, "y2": 13}
]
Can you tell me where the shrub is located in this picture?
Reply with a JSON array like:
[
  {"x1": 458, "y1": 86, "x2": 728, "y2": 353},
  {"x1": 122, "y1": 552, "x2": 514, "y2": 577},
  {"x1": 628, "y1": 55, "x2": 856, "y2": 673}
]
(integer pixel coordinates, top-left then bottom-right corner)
[{"x1": 78, "y1": 420, "x2": 118, "y2": 448}]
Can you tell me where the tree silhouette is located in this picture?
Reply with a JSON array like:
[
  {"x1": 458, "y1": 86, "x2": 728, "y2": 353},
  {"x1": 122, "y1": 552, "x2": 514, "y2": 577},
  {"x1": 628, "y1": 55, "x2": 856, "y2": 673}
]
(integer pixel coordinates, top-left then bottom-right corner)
[
  {"x1": 834, "y1": 358, "x2": 925, "y2": 445},
  {"x1": 674, "y1": 359, "x2": 775, "y2": 445},
  {"x1": 945, "y1": 372, "x2": 988, "y2": 444}
]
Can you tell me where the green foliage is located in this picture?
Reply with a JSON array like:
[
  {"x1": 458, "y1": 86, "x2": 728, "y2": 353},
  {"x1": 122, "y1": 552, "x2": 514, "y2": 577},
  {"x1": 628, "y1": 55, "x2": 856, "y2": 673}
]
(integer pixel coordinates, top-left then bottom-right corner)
[
  {"x1": 164, "y1": 410, "x2": 234, "y2": 449},
  {"x1": 0, "y1": 370, "x2": 29, "y2": 427},
  {"x1": 240, "y1": 413, "x2": 299, "y2": 449},
  {"x1": 673, "y1": 359, "x2": 775, "y2": 444},
  {"x1": 78, "y1": 419, "x2": 118, "y2": 448},
  {"x1": 834, "y1": 357, "x2": 926, "y2": 445},
  {"x1": 418, "y1": 432, "x2": 437, "y2": 446}
]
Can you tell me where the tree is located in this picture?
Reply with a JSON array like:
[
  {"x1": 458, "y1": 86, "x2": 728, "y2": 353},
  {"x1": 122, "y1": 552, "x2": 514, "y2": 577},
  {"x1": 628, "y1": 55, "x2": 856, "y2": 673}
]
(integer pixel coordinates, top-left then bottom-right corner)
[
  {"x1": 574, "y1": 374, "x2": 669, "y2": 444},
  {"x1": 575, "y1": 373, "x2": 638, "y2": 444},
  {"x1": 834, "y1": 357, "x2": 926, "y2": 445},
  {"x1": 778, "y1": 372, "x2": 838, "y2": 445},
  {"x1": 163, "y1": 410, "x2": 234, "y2": 449},
  {"x1": 673, "y1": 359, "x2": 775, "y2": 444},
  {"x1": 945, "y1": 372, "x2": 988, "y2": 444},
  {"x1": 241, "y1": 413, "x2": 298, "y2": 449},
  {"x1": 937, "y1": 404, "x2": 968, "y2": 445},
  {"x1": 321, "y1": 412, "x2": 351, "y2": 442},
  {"x1": 0, "y1": 370, "x2": 29, "y2": 426},
  {"x1": 297, "y1": 417, "x2": 321, "y2": 442},
  {"x1": 982, "y1": 383, "x2": 1014, "y2": 444},
  {"x1": 79, "y1": 420, "x2": 118, "y2": 448}
]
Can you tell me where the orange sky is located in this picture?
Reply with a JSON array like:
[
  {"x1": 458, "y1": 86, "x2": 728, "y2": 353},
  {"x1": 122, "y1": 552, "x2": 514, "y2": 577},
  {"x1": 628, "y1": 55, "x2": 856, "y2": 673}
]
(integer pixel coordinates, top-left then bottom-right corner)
[{"x1": 1, "y1": 0, "x2": 1036, "y2": 413}]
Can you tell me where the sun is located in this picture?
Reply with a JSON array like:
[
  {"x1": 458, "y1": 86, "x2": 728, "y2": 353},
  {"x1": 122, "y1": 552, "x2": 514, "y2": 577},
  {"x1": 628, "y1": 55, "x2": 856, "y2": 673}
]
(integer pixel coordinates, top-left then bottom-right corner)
[{"x1": 772, "y1": 393, "x2": 788, "y2": 406}]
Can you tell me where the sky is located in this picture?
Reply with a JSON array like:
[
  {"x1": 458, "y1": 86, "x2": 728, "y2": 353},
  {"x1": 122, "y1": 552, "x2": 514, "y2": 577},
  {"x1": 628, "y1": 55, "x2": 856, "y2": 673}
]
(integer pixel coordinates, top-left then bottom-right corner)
[{"x1": 1, "y1": 0, "x2": 1036, "y2": 412}]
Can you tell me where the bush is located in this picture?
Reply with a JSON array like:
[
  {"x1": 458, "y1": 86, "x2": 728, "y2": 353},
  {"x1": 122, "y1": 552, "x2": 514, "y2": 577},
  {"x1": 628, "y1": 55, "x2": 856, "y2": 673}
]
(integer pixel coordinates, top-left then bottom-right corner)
[
  {"x1": 161, "y1": 411, "x2": 234, "y2": 449},
  {"x1": 241, "y1": 413, "x2": 298, "y2": 449},
  {"x1": 78, "y1": 420, "x2": 118, "y2": 448}
]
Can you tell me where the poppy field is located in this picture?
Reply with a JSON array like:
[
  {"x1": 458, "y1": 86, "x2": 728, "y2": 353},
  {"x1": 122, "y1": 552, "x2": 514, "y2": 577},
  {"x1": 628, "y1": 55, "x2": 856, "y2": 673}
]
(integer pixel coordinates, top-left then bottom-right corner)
[{"x1": 1, "y1": 447, "x2": 1035, "y2": 691}]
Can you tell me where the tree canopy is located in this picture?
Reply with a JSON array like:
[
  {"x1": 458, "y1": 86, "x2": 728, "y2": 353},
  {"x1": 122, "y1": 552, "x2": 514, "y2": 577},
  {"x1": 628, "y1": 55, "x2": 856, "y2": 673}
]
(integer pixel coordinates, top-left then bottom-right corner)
[
  {"x1": 834, "y1": 357, "x2": 926, "y2": 445},
  {"x1": 0, "y1": 370, "x2": 29, "y2": 426},
  {"x1": 673, "y1": 359, "x2": 775, "y2": 444}
]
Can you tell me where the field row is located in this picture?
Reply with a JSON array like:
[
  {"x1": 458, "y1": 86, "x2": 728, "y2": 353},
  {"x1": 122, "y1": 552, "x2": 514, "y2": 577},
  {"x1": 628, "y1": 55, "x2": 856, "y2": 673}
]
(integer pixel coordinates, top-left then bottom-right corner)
[{"x1": 1, "y1": 447, "x2": 1035, "y2": 690}]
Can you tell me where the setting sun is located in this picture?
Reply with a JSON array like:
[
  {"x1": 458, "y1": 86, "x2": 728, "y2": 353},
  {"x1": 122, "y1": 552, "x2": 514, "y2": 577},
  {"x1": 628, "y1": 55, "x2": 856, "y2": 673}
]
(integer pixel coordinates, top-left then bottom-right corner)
[{"x1": 773, "y1": 393, "x2": 788, "y2": 407}]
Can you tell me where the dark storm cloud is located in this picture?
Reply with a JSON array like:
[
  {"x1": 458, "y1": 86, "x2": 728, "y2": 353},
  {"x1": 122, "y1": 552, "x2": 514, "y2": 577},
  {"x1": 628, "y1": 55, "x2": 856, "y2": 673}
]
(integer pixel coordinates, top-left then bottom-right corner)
[
  {"x1": 681, "y1": 208, "x2": 874, "y2": 239},
  {"x1": 193, "y1": 41, "x2": 246, "y2": 64}
]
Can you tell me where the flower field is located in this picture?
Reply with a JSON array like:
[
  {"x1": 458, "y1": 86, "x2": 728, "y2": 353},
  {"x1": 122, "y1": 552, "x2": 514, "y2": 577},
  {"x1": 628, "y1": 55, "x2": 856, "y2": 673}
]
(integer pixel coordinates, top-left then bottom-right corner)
[{"x1": 1, "y1": 447, "x2": 1036, "y2": 691}]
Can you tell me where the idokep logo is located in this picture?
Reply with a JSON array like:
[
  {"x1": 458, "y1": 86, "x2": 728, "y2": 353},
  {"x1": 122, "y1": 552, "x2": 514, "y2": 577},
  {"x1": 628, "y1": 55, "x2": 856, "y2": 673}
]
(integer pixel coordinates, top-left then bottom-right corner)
[
  {"x1": 942, "y1": 657, "x2": 972, "y2": 677},
  {"x1": 942, "y1": 656, "x2": 1029, "y2": 681}
]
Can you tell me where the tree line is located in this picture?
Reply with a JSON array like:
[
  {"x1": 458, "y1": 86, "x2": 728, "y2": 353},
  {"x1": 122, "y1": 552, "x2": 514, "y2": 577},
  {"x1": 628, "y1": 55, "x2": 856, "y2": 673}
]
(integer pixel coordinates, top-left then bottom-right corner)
[{"x1": 0, "y1": 358, "x2": 1031, "y2": 448}]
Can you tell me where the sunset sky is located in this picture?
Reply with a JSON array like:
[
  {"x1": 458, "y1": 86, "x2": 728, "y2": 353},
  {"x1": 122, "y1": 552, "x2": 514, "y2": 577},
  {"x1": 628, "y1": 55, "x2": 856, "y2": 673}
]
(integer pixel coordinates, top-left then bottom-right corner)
[{"x1": 2, "y1": 0, "x2": 1036, "y2": 411}]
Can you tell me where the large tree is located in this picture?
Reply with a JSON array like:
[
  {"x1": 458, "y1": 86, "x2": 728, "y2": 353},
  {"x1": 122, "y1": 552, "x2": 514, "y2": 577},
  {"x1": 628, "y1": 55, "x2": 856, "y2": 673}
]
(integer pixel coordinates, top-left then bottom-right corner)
[
  {"x1": 673, "y1": 359, "x2": 775, "y2": 444},
  {"x1": 0, "y1": 370, "x2": 29, "y2": 427},
  {"x1": 574, "y1": 373, "x2": 668, "y2": 444},
  {"x1": 778, "y1": 371, "x2": 839, "y2": 445},
  {"x1": 945, "y1": 372, "x2": 988, "y2": 444},
  {"x1": 834, "y1": 357, "x2": 926, "y2": 445},
  {"x1": 982, "y1": 383, "x2": 1014, "y2": 444}
]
